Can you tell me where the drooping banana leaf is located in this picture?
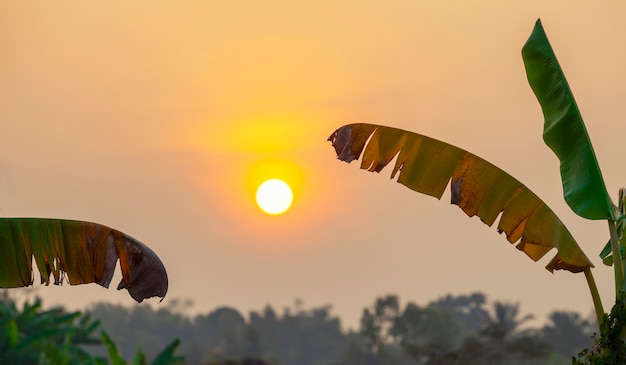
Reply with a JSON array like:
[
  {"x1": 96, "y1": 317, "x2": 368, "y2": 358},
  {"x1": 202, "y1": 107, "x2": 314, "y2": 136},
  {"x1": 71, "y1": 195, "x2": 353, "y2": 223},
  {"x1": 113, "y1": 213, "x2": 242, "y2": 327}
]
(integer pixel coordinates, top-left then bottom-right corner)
[
  {"x1": 0, "y1": 218, "x2": 168, "y2": 303},
  {"x1": 328, "y1": 123, "x2": 593, "y2": 273},
  {"x1": 522, "y1": 19, "x2": 616, "y2": 220}
]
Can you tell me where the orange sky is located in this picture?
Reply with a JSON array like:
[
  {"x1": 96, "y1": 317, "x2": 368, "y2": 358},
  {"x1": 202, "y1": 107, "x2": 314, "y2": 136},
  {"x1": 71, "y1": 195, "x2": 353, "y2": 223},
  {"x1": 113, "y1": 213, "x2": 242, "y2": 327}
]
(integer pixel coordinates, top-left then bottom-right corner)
[{"x1": 1, "y1": 1, "x2": 626, "y2": 329}]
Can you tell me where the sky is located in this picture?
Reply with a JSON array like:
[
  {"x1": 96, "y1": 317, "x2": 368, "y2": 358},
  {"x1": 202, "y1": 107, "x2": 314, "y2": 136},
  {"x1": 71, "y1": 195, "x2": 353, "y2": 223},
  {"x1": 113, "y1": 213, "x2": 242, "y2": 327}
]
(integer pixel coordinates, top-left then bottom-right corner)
[{"x1": 1, "y1": 1, "x2": 626, "y2": 330}]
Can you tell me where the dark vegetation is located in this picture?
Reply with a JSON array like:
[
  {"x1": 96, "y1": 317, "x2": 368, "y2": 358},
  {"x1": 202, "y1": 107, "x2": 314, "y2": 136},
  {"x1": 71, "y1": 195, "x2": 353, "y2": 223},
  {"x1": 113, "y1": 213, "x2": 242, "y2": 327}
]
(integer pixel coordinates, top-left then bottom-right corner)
[
  {"x1": 0, "y1": 290, "x2": 183, "y2": 365},
  {"x1": 1, "y1": 290, "x2": 596, "y2": 364}
]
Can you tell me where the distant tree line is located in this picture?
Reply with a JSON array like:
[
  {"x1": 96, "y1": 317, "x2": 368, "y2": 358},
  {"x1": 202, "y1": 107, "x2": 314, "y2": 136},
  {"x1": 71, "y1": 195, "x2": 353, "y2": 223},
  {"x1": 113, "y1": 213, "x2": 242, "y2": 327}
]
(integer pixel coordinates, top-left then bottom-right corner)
[
  {"x1": 1, "y1": 290, "x2": 596, "y2": 364},
  {"x1": 85, "y1": 292, "x2": 594, "y2": 365}
]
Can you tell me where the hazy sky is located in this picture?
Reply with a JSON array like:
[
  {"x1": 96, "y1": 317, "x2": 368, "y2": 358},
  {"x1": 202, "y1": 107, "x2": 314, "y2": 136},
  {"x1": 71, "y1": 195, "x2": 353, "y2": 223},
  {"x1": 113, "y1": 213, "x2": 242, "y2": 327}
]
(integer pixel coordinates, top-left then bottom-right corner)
[{"x1": 1, "y1": 1, "x2": 626, "y2": 329}]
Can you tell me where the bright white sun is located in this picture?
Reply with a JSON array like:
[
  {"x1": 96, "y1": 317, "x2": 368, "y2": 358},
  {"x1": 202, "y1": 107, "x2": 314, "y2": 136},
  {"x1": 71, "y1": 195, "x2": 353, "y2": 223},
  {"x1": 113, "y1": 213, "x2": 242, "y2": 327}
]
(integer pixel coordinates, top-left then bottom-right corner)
[{"x1": 255, "y1": 179, "x2": 293, "y2": 215}]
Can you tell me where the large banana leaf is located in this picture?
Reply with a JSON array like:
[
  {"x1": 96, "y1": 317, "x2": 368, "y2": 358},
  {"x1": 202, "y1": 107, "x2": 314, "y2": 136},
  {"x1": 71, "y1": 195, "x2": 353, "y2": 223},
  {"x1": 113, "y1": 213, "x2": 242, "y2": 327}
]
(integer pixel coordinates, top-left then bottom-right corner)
[
  {"x1": 522, "y1": 19, "x2": 616, "y2": 220},
  {"x1": 0, "y1": 218, "x2": 168, "y2": 303},
  {"x1": 328, "y1": 123, "x2": 593, "y2": 273}
]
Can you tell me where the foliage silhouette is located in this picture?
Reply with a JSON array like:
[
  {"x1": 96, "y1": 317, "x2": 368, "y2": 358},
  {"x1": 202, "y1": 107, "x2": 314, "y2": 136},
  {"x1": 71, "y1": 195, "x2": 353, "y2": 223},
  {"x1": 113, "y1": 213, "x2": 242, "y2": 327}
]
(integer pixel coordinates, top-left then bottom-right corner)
[
  {"x1": 31, "y1": 290, "x2": 588, "y2": 364},
  {"x1": 0, "y1": 291, "x2": 183, "y2": 364}
]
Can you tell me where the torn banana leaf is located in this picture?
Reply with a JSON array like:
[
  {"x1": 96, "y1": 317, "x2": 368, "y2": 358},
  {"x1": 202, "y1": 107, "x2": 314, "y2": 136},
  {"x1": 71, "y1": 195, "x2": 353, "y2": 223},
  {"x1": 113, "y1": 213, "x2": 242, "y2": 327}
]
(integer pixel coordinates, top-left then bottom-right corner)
[
  {"x1": 328, "y1": 123, "x2": 593, "y2": 273},
  {"x1": 0, "y1": 218, "x2": 168, "y2": 302}
]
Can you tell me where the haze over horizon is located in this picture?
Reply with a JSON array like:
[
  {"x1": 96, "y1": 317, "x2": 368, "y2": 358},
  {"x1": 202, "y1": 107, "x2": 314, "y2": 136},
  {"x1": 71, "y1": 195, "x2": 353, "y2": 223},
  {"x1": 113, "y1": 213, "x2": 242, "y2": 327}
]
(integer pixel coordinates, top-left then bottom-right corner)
[{"x1": 1, "y1": 1, "x2": 626, "y2": 330}]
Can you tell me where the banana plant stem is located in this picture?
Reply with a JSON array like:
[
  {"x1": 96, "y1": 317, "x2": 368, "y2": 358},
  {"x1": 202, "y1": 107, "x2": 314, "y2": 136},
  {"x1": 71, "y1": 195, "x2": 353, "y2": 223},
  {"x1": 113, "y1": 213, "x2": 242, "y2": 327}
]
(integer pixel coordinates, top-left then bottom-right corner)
[
  {"x1": 623, "y1": 257, "x2": 626, "y2": 292},
  {"x1": 609, "y1": 220, "x2": 624, "y2": 294},
  {"x1": 584, "y1": 267, "x2": 604, "y2": 328}
]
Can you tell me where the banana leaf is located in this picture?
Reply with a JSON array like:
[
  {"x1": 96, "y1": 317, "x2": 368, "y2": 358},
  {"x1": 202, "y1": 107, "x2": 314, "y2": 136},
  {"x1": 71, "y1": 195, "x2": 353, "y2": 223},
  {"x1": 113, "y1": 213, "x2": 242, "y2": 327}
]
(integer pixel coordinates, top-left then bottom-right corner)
[
  {"x1": 599, "y1": 239, "x2": 625, "y2": 266},
  {"x1": 328, "y1": 123, "x2": 593, "y2": 273},
  {"x1": 522, "y1": 19, "x2": 616, "y2": 220},
  {"x1": 600, "y1": 189, "x2": 626, "y2": 265},
  {"x1": 0, "y1": 218, "x2": 168, "y2": 303}
]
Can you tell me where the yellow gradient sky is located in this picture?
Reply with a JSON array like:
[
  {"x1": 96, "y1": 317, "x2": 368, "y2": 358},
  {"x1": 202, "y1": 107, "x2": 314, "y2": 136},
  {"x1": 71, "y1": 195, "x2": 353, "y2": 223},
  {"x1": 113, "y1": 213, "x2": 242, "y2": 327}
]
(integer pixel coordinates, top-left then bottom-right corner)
[{"x1": 1, "y1": 1, "x2": 626, "y2": 329}]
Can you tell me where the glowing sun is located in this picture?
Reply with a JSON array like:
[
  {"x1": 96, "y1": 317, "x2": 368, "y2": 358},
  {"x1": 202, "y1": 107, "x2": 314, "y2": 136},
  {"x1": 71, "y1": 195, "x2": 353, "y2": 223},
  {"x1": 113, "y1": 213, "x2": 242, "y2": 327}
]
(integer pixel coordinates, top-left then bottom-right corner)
[{"x1": 255, "y1": 179, "x2": 293, "y2": 215}]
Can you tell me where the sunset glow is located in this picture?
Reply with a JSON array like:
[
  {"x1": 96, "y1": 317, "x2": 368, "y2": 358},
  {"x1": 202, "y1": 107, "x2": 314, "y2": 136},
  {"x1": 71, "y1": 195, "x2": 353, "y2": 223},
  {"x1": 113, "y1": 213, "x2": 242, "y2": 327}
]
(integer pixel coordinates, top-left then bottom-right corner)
[{"x1": 4, "y1": 0, "x2": 626, "y2": 338}]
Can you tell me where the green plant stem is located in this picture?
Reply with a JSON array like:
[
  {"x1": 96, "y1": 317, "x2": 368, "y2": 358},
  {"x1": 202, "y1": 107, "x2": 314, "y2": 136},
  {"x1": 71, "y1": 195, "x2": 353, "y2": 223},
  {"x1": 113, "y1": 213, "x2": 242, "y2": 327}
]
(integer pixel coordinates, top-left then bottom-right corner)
[
  {"x1": 609, "y1": 220, "x2": 624, "y2": 293},
  {"x1": 622, "y1": 256, "x2": 626, "y2": 291},
  {"x1": 584, "y1": 266, "x2": 604, "y2": 328}
]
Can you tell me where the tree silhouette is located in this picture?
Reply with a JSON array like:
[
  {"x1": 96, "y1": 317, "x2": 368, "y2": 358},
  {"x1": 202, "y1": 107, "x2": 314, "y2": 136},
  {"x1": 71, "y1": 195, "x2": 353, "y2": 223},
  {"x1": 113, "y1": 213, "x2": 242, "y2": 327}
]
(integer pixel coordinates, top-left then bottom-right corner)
[{"x1": 542, "y1": 311, "x2": 594, "y2": 359}]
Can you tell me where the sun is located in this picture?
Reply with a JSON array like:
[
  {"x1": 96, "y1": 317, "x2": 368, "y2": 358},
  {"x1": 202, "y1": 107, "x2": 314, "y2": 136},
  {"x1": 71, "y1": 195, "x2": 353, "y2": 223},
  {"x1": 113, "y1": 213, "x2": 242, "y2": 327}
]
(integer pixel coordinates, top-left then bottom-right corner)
[{"x1": 255, "y1": 179, "x2": 293, "y2": 215}]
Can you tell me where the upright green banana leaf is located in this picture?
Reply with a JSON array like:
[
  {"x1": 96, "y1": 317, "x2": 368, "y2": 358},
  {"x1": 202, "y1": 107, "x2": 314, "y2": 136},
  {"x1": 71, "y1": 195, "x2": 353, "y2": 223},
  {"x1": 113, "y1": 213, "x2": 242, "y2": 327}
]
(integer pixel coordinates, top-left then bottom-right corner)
[
  {"x1": 0, "y1": 218, "x2": 168, "y2": 303},
  {"x1": 328, "y1": 123, "x2": 593, "y2": 273},
  {"x1": 522, "y1": 19, "x2": 616, "y2": 220}
]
